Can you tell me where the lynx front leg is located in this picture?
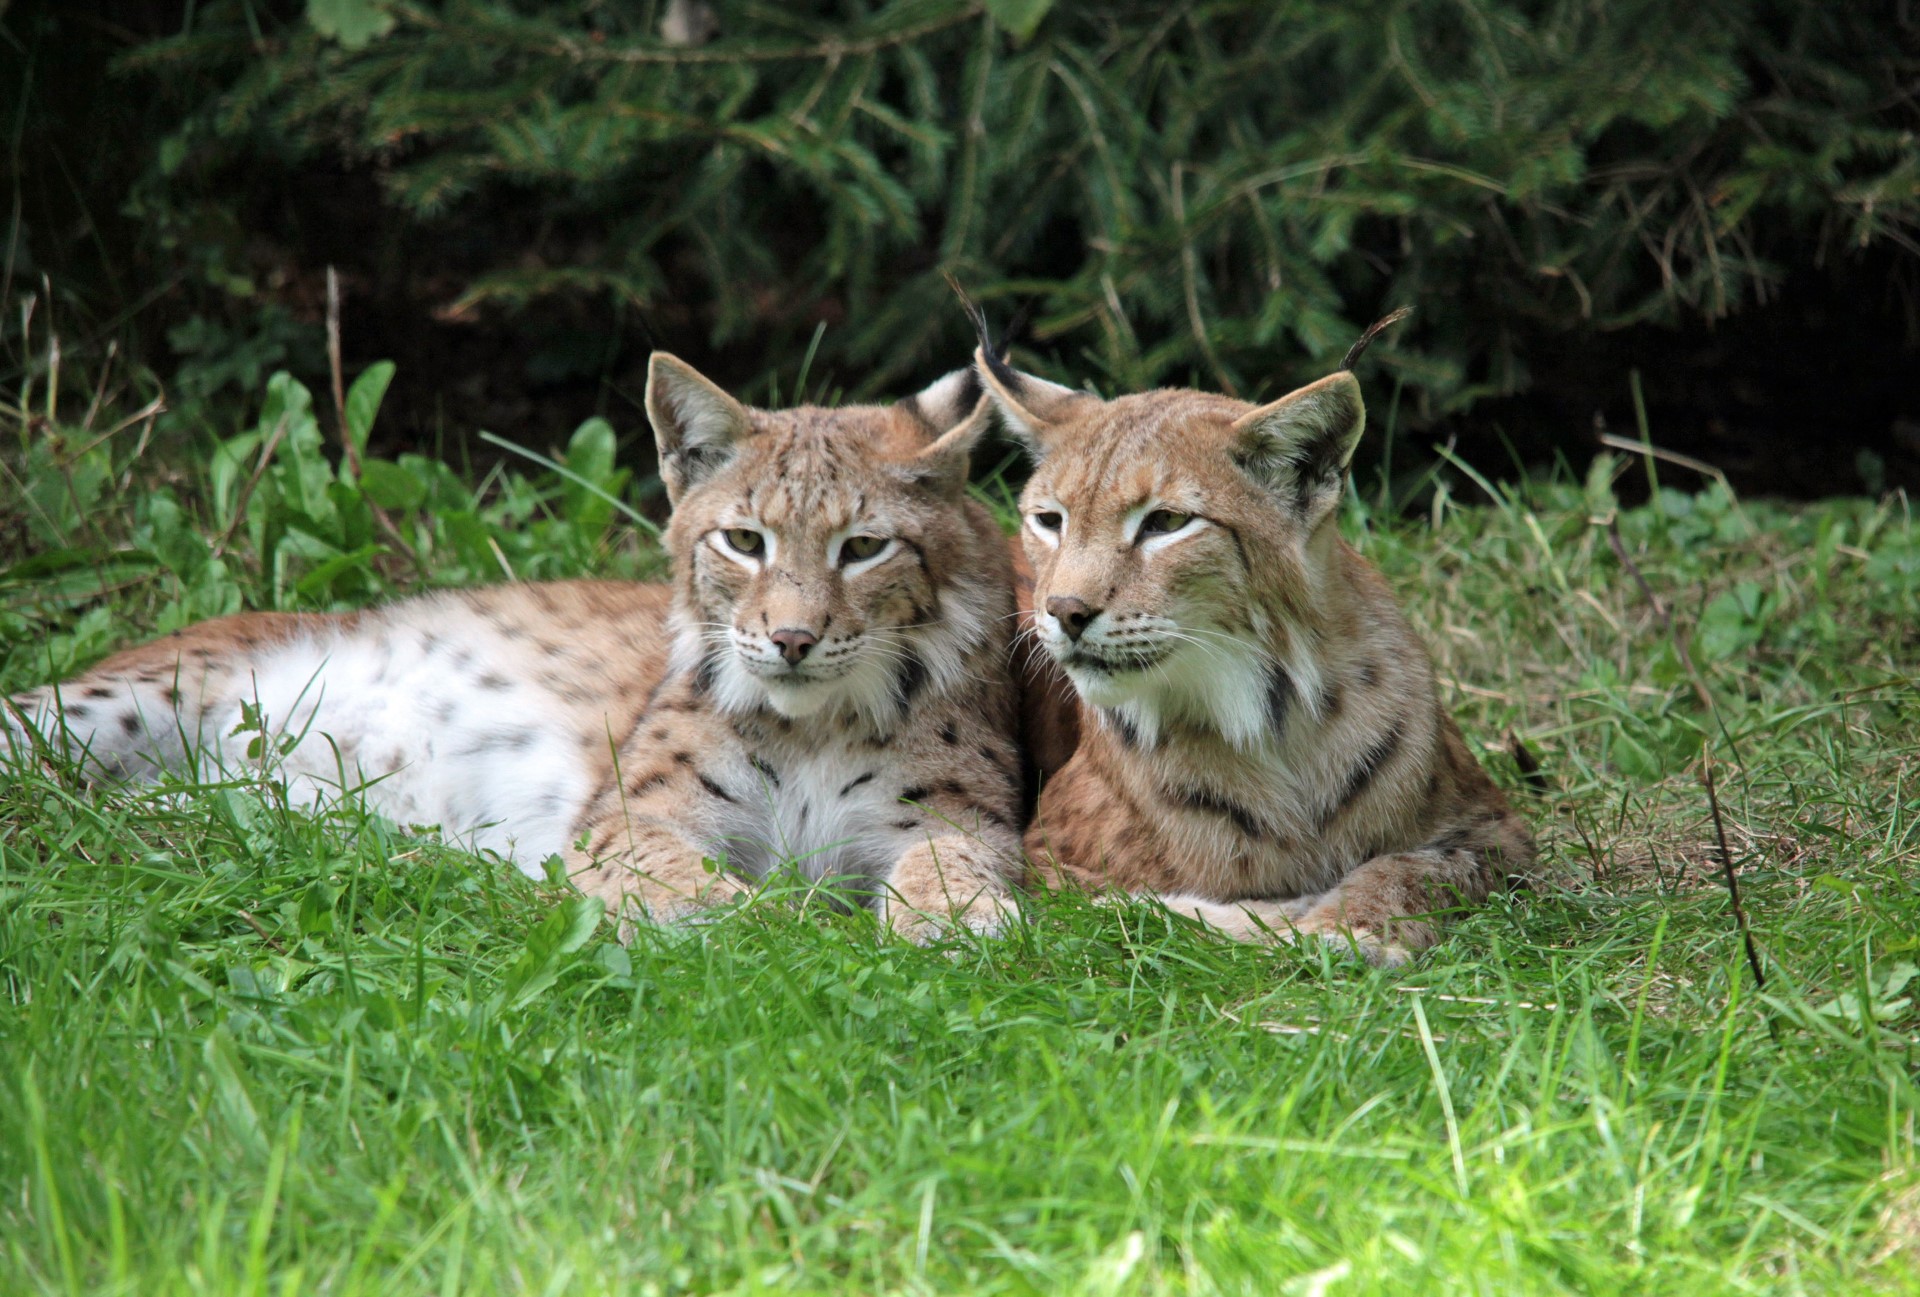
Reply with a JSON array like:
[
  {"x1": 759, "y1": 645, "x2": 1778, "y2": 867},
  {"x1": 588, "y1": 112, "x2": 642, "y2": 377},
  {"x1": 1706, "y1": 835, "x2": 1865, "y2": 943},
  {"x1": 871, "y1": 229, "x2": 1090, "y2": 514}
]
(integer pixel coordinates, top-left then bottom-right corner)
[
  {"x1": 569, "y1": 815, "x2": 750, "y2": 940},
  {"x1": 880, "y1": 833, "x2": 1021, "y2": 941},
  {"x1": 1150, "y1": 893, "x2": 1314, "y2": 944}
]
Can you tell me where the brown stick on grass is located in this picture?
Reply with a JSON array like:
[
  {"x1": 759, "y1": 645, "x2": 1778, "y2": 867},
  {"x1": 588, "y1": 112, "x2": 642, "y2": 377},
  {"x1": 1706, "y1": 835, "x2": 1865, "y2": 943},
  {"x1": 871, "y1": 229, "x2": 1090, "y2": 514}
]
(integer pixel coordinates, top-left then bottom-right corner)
[
  {"x1": 326, "y1": 267, "x2": 359, "y2": 478},
  {"x1": 326, "y1": 266, "x2": 420, "y2": 574},
  {"x1": 1704, "y1": 750, "x2": 1765, "y2": 991}
]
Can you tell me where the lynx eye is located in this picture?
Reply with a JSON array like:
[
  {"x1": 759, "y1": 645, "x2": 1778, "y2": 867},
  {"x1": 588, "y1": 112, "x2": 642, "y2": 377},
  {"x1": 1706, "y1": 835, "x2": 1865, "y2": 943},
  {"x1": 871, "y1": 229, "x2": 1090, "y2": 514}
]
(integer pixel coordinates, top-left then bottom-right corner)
[
  {"x1": 1138, "y1": 509, "x2": 1193, "y2": 538},
  {"x1": 1031, "y1": 511, "x2": 1063, "y2": 533},
  {"x1": 721, "y1": 528, "x2": 766, "y2": 556},
  {"x1": 841, "y1": 534, "x2": 889, "y2": 563}
]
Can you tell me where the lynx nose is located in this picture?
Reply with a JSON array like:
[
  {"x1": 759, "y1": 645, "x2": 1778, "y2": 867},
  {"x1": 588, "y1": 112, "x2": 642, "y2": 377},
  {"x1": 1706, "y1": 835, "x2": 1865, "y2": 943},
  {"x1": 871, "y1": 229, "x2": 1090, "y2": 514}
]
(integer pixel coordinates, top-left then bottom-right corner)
[
  {"x1": 1046, "y1": 596, "x2": 1100, "y2": 642},
  {"x1": 770, "y1": 627, "x2": 819, "y2": 664}
]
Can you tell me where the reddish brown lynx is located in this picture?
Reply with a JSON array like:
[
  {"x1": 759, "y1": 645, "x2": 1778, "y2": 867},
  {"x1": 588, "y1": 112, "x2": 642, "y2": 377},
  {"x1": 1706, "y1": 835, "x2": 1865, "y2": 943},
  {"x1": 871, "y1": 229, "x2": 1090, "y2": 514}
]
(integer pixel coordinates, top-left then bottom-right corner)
[{"x1": 981, "y1": 339, "x2": 1535, "y2": 965}]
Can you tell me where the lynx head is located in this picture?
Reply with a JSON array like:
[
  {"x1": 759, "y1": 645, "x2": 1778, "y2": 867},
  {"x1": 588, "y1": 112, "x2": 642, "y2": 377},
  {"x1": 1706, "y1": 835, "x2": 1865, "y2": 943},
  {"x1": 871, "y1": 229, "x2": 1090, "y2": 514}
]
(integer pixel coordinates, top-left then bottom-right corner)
[
  {"x1": 647, "y1": 353, "x2": 999, "y2": 728},
  {"x1": 978, "y1": 348, "x2": 1367, "y2": 749}
]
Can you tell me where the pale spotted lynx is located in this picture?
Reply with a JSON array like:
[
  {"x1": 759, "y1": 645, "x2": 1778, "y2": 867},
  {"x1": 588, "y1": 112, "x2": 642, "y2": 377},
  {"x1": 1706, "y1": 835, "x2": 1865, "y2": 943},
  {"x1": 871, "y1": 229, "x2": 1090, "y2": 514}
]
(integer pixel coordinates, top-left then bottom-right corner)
[{"x1": 4, "y1": 356, "x2": 1025, "y2": 938}]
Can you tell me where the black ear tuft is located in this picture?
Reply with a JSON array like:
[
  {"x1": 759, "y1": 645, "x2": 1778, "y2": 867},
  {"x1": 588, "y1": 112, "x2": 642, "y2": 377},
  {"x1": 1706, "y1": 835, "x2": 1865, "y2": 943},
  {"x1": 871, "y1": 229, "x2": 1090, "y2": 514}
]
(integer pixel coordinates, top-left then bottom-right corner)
[
  {"x1": 1340, "y1": 306, "x2": 1413, "y2": 372},
  {"x1": 945, "y1": 272, "x2": 1027, "y2": 398}
]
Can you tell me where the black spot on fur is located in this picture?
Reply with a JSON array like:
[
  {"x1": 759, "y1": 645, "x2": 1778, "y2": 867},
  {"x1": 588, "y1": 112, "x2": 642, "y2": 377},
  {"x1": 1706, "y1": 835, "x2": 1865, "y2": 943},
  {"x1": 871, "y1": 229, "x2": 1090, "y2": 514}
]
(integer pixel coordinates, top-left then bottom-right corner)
[
  {"x1": 839, "y1": 772, "x2": 876, "y2": 797},
  {"x1": 1102, "y1": 709, "x2": 1143, "y2": 750},
  {"x1": 890, "y1": 818, "x2": 921, "y2": 832},
  {"x1": 477, "y1": 673, "x2": 511, "y2": 691},
  {"x1": 1325, "y1": 726, "x2": 1405, "y2": 826},
  {"x1": 84, "y1": 686, "x2": 112, "y2": 699},
  {"x1": 1266, "y1": 669, "x2": 1295, "y2": 734},
  {"x1": 899, "y1": 786, "x2": 931, "y2": 804},
  {"x1": 692, "y1": 654, "x2": 719, "y2": 697},
  {"x1": 672, "y1": 751, "x2": 694, "y2": 766},
  {"x1": 892, "y1": 652, "x2": 929, "y2": 712},
  {"x1": 1175, "y1": 785, "x2": 1265, "y2": 838},
  {"x1": 940, "y1": 722, "x2": 959, "y2": 746},
  {"x1": 697, "y1": 774, "x2": 735, "y2": 803},
  {"x1": 119, "y1": 714, "x2": 140, "y2": 736},
  {"x1": 1319, "y1": 684, "x2": 1342, "y2": 721},
  {"x1": 1358, "y1": 660, "x2": 1382, "y2": 688},
  {"x1": 64, "y1": 704, "x2": 89, "y2": 719},
  {"x1": 748, "y1": 755, "x2": 781, "y2": 788},
  {"x1": 981, "y1": 807, "x2": 1012, "y2": 830},
  {"x1": 939, "y1": 780, "x2": 966, "y2": 797},
  {"x1": 629, "y1": 772, "x2": 669, "y2": 797}
]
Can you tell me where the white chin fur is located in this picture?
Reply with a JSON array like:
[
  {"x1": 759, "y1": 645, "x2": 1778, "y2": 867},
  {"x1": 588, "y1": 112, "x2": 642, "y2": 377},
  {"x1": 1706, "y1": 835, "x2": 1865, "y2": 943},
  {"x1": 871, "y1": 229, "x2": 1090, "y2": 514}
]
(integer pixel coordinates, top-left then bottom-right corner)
[
  {"x1": 1076, "y1": 633, "x2": 1282, "y2": 751},
  {"x1": 1065, "y1": 664, "x2": 1143, "y2": 709},
  {"x1": 754, "y1": 675, "x2": 837, "y2": 719}
]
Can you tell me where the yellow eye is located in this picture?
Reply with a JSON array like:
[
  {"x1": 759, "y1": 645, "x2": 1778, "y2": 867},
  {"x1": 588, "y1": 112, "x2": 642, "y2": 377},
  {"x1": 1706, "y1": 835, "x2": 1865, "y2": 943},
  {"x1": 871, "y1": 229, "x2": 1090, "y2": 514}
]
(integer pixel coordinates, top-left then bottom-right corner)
[
  {"x1": 722, "y1": 528, "x2": 765, "y2": 556},
  {"x1": 842, "y1": 535, "x2": 889, "y2": 563},
  {"x1": 1031, "y1": 511, "x2": 1063, "y2": 532},
  {"x1": 1139, "y1": 509, "x2": 1192, "y2": 537}
]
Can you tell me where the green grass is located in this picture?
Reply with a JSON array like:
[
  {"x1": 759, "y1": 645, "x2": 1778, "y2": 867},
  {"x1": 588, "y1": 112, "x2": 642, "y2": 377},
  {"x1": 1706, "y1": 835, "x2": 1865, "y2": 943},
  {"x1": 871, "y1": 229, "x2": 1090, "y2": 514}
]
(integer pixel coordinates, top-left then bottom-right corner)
[{"x1": 2, "y1": 360, "x2": 1918, "y2": 1293}]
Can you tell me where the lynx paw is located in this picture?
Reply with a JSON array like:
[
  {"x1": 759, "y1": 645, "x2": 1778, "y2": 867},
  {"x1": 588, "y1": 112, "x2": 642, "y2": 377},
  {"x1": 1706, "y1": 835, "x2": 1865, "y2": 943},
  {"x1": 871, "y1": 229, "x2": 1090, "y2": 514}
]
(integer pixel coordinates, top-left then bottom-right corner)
[
  {"x1": 588, "y1": 872, "x2": 752, "y2": 944},
  {"x1": 885, "y1": 887, "x2": 1019, "y2": 944},
  {"x1": 1291, "y1": 914, "x2": 1414, "y2": 968}
]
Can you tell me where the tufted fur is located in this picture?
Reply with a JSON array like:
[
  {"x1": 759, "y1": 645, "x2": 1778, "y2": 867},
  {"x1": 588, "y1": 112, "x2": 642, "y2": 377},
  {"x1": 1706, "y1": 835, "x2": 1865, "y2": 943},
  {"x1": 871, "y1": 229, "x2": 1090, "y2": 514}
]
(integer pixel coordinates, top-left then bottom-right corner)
[{"x1": 981, "y1": 350, "x2": 1536, "y2": 965}]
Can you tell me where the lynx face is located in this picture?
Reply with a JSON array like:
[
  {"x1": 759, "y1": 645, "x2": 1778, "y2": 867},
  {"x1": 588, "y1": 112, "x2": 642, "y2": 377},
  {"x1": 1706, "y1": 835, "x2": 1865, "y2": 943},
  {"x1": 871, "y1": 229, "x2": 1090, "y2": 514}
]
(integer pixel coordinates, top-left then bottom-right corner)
[
  {"x1": 651, "y1": 361, "x2": 992, "y2": 730},
  {"x1": 994, "y1": 367, "x2": 1364, "y2": 749}
]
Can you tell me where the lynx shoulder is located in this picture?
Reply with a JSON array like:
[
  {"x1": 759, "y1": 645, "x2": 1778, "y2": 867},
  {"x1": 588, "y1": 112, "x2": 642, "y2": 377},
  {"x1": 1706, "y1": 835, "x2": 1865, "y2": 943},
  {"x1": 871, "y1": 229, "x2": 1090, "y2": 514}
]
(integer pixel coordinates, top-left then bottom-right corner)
[
  {"x1": 4, "y1": 358, "x2": 1024, "y2": 939},
  {"x1": 977, "y1": 344, "x2": 1535, "y2": 965}
]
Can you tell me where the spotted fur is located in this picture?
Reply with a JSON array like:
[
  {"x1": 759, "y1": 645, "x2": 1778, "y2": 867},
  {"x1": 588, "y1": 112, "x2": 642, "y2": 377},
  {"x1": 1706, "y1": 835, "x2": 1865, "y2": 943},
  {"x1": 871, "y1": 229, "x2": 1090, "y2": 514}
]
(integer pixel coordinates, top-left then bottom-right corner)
[
  {"x1": 980, "y1": 351, "x2": 1536, "y2": 965},
  {"x1": 4, "y1": 357, "x2": 1024, "y2": 940}
]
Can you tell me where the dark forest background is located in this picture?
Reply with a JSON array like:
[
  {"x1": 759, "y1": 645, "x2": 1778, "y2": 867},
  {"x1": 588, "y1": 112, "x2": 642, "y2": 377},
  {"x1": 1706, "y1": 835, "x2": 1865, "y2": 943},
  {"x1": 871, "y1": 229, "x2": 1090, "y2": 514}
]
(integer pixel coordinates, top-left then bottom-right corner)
[{"x1": 5, "y1": 0, "x2": 1919, "y2": 503}]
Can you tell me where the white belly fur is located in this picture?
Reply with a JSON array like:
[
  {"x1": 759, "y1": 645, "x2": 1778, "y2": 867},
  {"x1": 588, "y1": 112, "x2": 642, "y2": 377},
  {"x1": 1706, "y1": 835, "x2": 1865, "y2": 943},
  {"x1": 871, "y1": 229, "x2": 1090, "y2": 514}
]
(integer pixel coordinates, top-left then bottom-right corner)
[{"x1": 201, "y1": 614, "x2": 591, "y2": 875}]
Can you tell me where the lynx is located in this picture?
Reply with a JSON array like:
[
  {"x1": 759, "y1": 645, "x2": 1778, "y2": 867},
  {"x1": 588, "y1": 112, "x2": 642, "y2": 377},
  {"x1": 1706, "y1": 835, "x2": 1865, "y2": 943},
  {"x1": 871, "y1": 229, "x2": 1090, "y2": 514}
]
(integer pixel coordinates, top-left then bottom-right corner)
[
  {"x1": 977, "y1": 333, "x2": 1535, "y2": 965},
  {"x1": 3, "y1": 357, "x2": 1025, "y2": 938}
]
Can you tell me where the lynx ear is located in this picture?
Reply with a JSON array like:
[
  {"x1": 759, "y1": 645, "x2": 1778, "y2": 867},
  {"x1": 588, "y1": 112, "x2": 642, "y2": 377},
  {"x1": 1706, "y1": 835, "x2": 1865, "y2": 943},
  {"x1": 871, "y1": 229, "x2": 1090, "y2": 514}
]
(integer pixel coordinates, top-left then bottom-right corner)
[
  {"x1": 1229, "y1": 371, "x2": 1366, "y2": 524},
  {"x1": 972, "y1": 347, "x2": 1091, "y2": 457},
  {"x1": 902, "y1": 401, "x2": 993, "y2": 499},
  {"x1": 951, "y1": 290, "x2": 1090, "y2": 455},
  {"x1": 898, "y1": 367, "x2": 984, "y2": 434},
  {"x1": 645, "y1": 352, "x2": 755, "y2": 504}
]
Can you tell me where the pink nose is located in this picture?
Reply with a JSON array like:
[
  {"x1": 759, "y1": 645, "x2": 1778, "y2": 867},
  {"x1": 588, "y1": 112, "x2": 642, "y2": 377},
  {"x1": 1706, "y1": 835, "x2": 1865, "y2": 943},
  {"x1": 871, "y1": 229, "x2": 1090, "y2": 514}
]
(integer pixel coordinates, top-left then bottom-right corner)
[{"x1": 770, "y1": 628, "x2": 819, "y2": 664}]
